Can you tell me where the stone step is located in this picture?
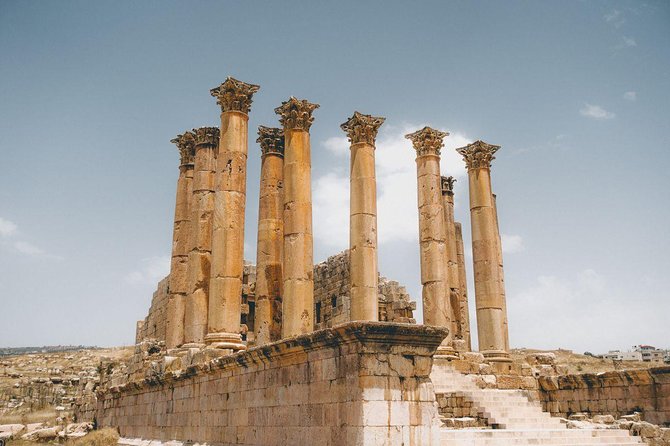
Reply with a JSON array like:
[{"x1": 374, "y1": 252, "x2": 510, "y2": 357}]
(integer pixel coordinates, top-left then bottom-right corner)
[{"x1": 441, "y1": 428, "x2": 643, "y2": 446}]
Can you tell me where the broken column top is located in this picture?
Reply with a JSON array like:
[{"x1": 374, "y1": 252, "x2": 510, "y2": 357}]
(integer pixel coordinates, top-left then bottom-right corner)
[
  {"x1": 456, "y1": 140, "x2": 501, "y2": 169},
  {"x1": 170, "y1": 131, "x2": 196, "y2": 166},
  {"x1": 340, "y1": 111, "x2": 386, "y2": 145},
  {"x1": 441, "y1": 176, "x2": 456, "y2": 195},
  {"x1": 405, "y1": 126, "x2": 449, "y2": 156},
  {"x1": 257, "y1": 126, "x2": 284, "y2": 157},
  {"x1": 210, "y1": 76, "x2": 260, "y2": 114},
  {"x1": 192, "y1": 126, "x2": 220, "y2": 147},
  {"x1": 274, "y1": 96, "x2": 320, "y2": 131}
]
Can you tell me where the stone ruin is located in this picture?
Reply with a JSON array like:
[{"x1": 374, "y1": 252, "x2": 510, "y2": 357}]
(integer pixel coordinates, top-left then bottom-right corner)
[{"x1": 73, "y1": 77, "x2": 668, "y2": 445}]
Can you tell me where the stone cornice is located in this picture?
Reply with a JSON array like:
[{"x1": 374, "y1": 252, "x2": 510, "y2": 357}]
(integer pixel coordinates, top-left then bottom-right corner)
[
  {"x1": 274, "y1": 96, "x2": 320, "y2": 131},
  {"x1": 210, "y1": 77, "x2": 260, "y2": 114},
  {"x1": 257, "y1": 126, "x2": 284, "y2": 158},
  {"x1": 170, "y1": 131, "x2": 196, "y2": 166},
  {"x1": 340, "y1": 111, "x2": 386, "y2": 145},
  {"x1": 441, "y1": 176, "x2": 456, "y2": 195},
  {"x1": 456, "y1": 140, "x2": 500, "y2": 170},
  {"x1": 192, "y1": 127, "x2": 220, "y2": 148},
  {"x1": 405, "y1": 126, "x2": 449, "y2": 157}
]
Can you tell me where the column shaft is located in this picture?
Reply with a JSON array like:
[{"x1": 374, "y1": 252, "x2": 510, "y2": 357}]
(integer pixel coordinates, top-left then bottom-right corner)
[
  {"x1": 492, "y1": 194, "x2": 510, "y2": 350},
  {"x1": 441, "y1": 178, "x2": 463, "y2": 345},
  {"x1": 454, "y1": 222, "x2": 472, "y2": 351}
]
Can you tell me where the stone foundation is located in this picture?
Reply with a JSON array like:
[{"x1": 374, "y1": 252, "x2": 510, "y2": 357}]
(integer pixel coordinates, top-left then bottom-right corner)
[
  {"x1": 538, "y1": 367, "x2": 670, "y2": 426},
  {"x1": 97, "y1": 322, "x2": 446, "y2": 445}
]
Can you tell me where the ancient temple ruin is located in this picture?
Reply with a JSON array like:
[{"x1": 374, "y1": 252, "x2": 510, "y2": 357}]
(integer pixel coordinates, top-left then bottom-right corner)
[{"x1": 82, "y1": 77, "x2": 651, "y2": 446}]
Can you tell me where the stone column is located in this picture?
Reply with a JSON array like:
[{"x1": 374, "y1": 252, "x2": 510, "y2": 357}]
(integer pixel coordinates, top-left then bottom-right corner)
[
  {"x1": 441, "y1": 176, "x2": 465, "y2": 350},
  {"x1": 254, "y1": 126, "x2": 284, "y2": 344},
  {"x1": 454, "y1": 222, "x2": 472, "y2": 351},
  {"x1": 341, "y1": 111, "x2": 385, "y2": 322},
  {"x1": 492, "y1": 193, "x2": 510, "y2": 350},
  {"x1": 457, "y1": 140, "x2": 510, "y2": 361},
  {"x1": 275, "y1": 97, "x2": 319, "y2": 337},
  {"x1": 165, "y1": 131, "x2": 195, "y2": 350},
  {"x1": 183, "y1": 127, "x2": 219, "y2": 347},
  {"x1": 206, "y1": 77, "x2": 259, "y2": 351},
  {"x1": 405, "y1": 127, "x2": 457, "y2": 357}
]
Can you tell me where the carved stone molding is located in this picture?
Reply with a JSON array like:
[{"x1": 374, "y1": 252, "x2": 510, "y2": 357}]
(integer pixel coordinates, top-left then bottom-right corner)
[
  {"x1": 257, "y1": 126, "x2": 284, "y2": 157},
  {"x1": 192, "y1": 127, "x2": 220, "y2": 148},
  {"x1": 210, "y1": 77, "x2": 260, "y2": 114},
  {"x1": 405, "y1": 126, "x2": 449, "y2": 157},
  {"x1": 340, "y1": 111, "x2": 386, "y2": 145},
  {"x1": 441, "y1": 176, "x2": 456, "y2": 195},
  {"x1": 274, "y1": 96, "x2": 320, "y2": 131},
  {"x1": 456, "y1": 140, "x2": 500, "y2": 170},
  {"x1": 171, "y1": 131, "x2": 196, "y2": 166}
]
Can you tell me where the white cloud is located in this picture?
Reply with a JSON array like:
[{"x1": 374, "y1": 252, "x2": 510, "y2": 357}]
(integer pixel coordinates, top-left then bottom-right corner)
[
  {"x1": 616, "y1": 36, "x2": 637, "y2": 49},
  {"x1": 0, "y1": 217, "x2": 18, "y2": 237},
  {"x1": 501, "y1": 234, "x2": 524, "y2": 254},
  {"x1": 623, "y1": 91, "x2": 637, "y2": 101},
  {"x1": 12, "y1": 240, "x2": 63, "y2": 260},
  {"x1": 312, "y1": 124, "x2": 472, "y2": 251},
  {"x1": 125, "y1": 256, "x2": 170, "y2": 285},
  {"x1": 604, "y1": 10, "x2": 625, "y2": 28},
  {"x1": 580, "y1": 104, "x2": 615, "y2": 120}
]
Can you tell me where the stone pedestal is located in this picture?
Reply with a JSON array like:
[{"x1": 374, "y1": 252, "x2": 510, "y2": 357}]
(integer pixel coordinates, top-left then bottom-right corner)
[
  {"x1": 405, "y1": 127, "x2": 457, "y2": 358},
  {"x1": 341, "y1": 111, "x2": 385, "y2": 322},
  {"x1": 454, "y1": 222, "x2": 472, "y2": 351},
  {"x1": 206, "y1": 77, "x2": 259, "y2": 351},
  {"x1": 165, "y1": 131, "x2": 195, "y2": 349},
  {"x1": 457, "y1": 140, "x2": 510, "y2": 362},
  {"x1": 254, "y1": 126, "x2": 284, "y2": 344},
  {"x1": 275, "y1": 97, "x2": 319, "y2": 338},
  {"x1": 183, "y1": 127, "x2": 219, "y2": 346}
]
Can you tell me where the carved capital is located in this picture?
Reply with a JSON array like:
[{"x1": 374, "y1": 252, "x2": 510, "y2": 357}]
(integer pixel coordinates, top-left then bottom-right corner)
[
  {"x1": 192, "y1": 127, "x2": 220, "y2": 148},
  {"x1": 210, "y1": 77, "x2": 260, "y2": 114},
  {"x1": 405, "y1": 126, "x2": 449, "y2": 157},
  {"x1": 170, "y1": 131, "x2": 196, "y2": 166},
  {"x1": 257, "y1": 126, "x2": 284, "y2": 157},
  {"x1": 274, "y1": 96, "x2": 320, "y2": 131},
  {"x1": 441, "y1": 176, "x2": 456, "y2": 195},
  {"x1": 340, "y1": 111, "x2": 386, "y2": 145},
  {"x1": 456, "y1": 140, "x2": 500, "y2": 170}
]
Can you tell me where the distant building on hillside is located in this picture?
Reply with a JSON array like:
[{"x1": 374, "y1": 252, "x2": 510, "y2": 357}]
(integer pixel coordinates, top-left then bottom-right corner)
[
  {"x1": 604, "y1": 350, "x2": 642, "y2": 361},
  {"x1": 632, "y1": 345, "x2": 666, "y2": 364}
]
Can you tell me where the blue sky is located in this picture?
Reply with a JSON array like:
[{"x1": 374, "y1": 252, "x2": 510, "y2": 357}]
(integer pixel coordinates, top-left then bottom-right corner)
[{"x1": 1, "y1": 1, "x2": 668, "y2": 352}]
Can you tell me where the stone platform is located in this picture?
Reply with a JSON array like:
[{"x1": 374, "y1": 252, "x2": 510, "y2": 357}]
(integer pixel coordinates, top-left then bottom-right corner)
[{"x1": 96, "y1": 322, "x2": 447, "y2": 446}]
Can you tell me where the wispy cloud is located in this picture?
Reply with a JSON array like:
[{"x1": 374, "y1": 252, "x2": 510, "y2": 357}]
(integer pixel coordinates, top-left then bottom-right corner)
[
  {"x1": 604, "y1": 9, "x2": 625, "y2": 28},
  {"x1": 615, "y1": 36, "x2": 637, "y2": 49},
  {"x1": 623, "y1": 91, "x2": 637, "y2": 101},
  {"x1": 580, "y1": 104, "x2": 615, "y2": 120},
  {"x1": 125, "y1": 256, "x2": 170, "y2": 285},
  {"x1": 0, "y1": 216, "x2": 63, "y2": 260},
  {"x1": 0, "y1": 217, "x2": 18, "y2": 237},
  {"x1": 501, "y1": 234, "x2": 524, "y2": 254}
]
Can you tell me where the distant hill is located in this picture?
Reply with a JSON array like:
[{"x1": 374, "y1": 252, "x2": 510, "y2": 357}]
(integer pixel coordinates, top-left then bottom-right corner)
[{"x1": 0, "y1": 345, "x2": 99, "y2": 357}]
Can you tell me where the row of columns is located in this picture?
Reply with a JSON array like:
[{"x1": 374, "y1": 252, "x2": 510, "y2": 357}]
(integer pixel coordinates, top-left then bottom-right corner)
[{"x1": 162, "y1": 76, "x2": 509, "y2": 360}]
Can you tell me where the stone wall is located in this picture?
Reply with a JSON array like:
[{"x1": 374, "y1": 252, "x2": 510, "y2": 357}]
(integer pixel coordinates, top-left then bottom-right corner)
[
  {"x1": 135, "y1": 277, "x2": 169, "y2": 343},
  {"x1": 97, "y1": 322, "x2": 446, "y2": 446},
  {"x1": 538, "y1": 367, "x2": 670, "y2": 425}
]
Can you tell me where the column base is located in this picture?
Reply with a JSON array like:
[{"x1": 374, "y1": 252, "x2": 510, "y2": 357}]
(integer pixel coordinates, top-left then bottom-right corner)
[
  {"x1": 180, "y1": 342, "x2": 206, "y2": 350},
  {"x1": 435, "y1": 341, "x2": 460, "y2": 360},
  {"x1": 204, "y1": 332, "x2": 246, "y2": 351},
  {"x1": 481, "y1": 349, "x2": 512, "y2": 363}
]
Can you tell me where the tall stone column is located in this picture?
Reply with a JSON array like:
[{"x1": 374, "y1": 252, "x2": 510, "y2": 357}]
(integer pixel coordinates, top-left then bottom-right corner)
[
  {"x1": 454, "y1": 222, "x2": 472, "y2": 351},
  {"x1": 492, "y1": 193, "x2": 510, "y2": 350},
  {"x1": 457, "y1": 140, "x2": 510, "y2": 361},
  {"x1": 254, "y1": 126, "x2": 284, "y2": 344},
  {"x1": 165, "y1": 131, "x2": 195, "y2": 350},
  {"x1": 275, "y1": 97, "x2": 319, "y2": 337},
  {"x1": 183, "y1": 127, "x2": 219, "y2": 347},
  {"x1": 206, "y1": 77, "x2": 259, "y2": 351},
  {"x1": 405, "y1": 127, "x2": 457, "y2": 357},
  {"x1": 341, "y1": 111, "x2": 385, "y2": 322},
  {"x1": 441, "y1": 176, "x2": 465, "y2": 349}
]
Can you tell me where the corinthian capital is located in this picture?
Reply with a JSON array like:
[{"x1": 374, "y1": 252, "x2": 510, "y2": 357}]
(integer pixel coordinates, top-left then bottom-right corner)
[
  {"x1": 192, "y1": 127, "x2": 220, "y2": 148},
  {"x1": 340, "y1": 111, "x2": 386, "y2": 145},
  {"x1": 210, "y1": 77, "x2": 260, "y2": 114},
  {"x1": 441, "y1": 176, "x2": 456, "y2": 195},
  {"x1": 171, "y1": 131, "x2": 196, "y2": 166},
  {"x1": 257, "y1": 126, "x2": 284, "y2": 157},
  {"x1": 405, "y1": 126, "x2": 449, "y2": 157},
  {"x1": 456, "y1": 140, "x2": 500, "y2": 170},
  {"x1": 274, "y1": 97, "x2": 320, "y2": 131}
]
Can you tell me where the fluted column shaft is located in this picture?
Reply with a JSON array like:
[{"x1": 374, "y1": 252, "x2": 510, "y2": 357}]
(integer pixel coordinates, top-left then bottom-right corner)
[
  {"x1": 275, "y1": 97, "x2": 319, "y2": 337},
  {"x1": 457, "y1": 140, "x2": 509, "y2": 361},
  {"x1": 405, "y1": 127, "x2": 456, "y2": 356},
  {"x1": 254, "y1": 127, "x2": 284, "y2": 344},
  {"x1": 184, "y1": 127, "x2": 219, "y2": 346},
  {"x1": 342, "y1": 112, "x2": 385, "y2": 321},
  {"x1": 441, "y1": 177, "x2": 463, "y2": 346},
  {"x1": 207, "y1": 78, "x2": 259, "y2": 350},
  {"x1": 492, "y1": 194, "x2": 509, "y2": 350},
  {"x1": 454, "y1": 222, "x2": 472, "y2": 350}
]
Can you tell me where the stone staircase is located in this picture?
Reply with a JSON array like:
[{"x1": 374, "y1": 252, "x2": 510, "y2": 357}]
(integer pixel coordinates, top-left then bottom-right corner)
[{"x1": 431, "y1": 363, "x2": 644, "y2": 445}]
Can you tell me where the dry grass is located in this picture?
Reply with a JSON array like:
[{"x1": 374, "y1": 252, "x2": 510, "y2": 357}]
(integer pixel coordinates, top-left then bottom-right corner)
[
  {"x1": 66, "y1": 428, "x2": 119, "y2": 446},
  {"x1": 0, "y1": 408, "x2": 58, "y2": 425}
]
